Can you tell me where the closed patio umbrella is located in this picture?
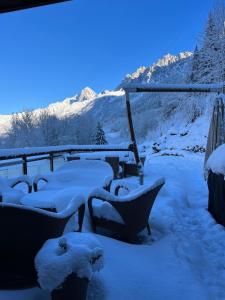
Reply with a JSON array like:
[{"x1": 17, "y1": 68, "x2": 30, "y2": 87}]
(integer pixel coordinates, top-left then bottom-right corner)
[{"x1": 204, "y1": 95, "x2": 225, "y2": 175}]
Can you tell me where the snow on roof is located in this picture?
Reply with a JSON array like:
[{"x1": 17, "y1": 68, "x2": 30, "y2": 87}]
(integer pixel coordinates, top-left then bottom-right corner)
[
  {"x1": 35, "y1": 232, "x2": 104, "y2": 291},
  {"x1": 206, "y1": 144, "x2": 225, "y2": 175}
]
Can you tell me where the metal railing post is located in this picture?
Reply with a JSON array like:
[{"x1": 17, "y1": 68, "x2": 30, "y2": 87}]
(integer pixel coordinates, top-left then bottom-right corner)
[
  {"x1": 49, "y1": 153, "x2": 54, "y2": 172},
  {"x1": 22, "y1": 156, "x2": 28, "y2": 175}
]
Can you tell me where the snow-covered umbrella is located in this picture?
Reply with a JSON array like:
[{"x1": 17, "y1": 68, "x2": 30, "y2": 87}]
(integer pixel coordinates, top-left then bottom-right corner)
[{"x1": 204, "y1": 95, "x2": 225, "y2": 175}]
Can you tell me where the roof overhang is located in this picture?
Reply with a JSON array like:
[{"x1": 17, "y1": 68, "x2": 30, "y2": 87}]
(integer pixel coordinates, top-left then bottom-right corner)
[
  {"x1": 123, "y1": 83, "x2": 225, "y2": 94},
  {"x1": 0, "y1": 0, "x2": 71, "y2": 13}
]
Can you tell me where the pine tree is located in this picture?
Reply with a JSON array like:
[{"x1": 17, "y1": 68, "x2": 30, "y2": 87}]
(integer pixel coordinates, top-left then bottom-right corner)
[
  {"x1": 196, "y1": 4, "x2": 225, "y2": 83},
  {"x1": 95, "y1": 122, "x2": 107, "y2": 145},
  {"x1": 190, "y1": 45, "x2": 200, "y2": 82}
]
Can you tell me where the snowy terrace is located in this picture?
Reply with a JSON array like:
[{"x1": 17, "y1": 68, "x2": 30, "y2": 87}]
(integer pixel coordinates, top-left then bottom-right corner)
[
  {"x1": 0, "y1": 84, "x2": 225, "y2": 299},
  {"x1": 0, "y1": 145, "x2": 225, "y2": 299}
]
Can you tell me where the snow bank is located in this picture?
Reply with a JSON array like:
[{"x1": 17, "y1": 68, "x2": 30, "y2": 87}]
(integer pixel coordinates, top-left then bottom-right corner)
[
  {"x1": 35, "y1": 232, "x2": 104, "y2": 291},
  {"x1": 206, "y1": 144, "x2": 225, "y2": 175}
]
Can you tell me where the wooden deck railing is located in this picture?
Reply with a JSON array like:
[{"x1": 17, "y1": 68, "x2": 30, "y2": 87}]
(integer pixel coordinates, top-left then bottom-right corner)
[{"x1": 0, "y1": 144, "x2": 132, "y2": 175}]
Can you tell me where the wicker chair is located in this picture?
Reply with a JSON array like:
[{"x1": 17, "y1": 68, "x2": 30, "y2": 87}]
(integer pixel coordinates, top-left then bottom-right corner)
[
  {"x1": 0, "y1": 197, "x2": 85, "y2": 289},
  {"x1": 88, "y1": 179, "x2": 165, "y2": 242},
  {"x1": 0, "y1": 175, "x2": 32, "y2": 203}
]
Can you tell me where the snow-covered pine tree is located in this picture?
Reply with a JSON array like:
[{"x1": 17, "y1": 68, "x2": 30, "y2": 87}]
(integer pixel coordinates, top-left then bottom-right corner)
[
  {"x1": 190, "y1": 45, "x2": 201, "y2": 82},
  {"x1": 95, "y1": 122, "x2": 107, "y2": 145},
  {"x1": 194, "y1": 3, "x2": 225, "y2": 83}
]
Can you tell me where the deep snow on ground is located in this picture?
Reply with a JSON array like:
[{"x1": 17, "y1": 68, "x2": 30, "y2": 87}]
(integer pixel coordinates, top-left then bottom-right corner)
[{"x1": 1, "y1": 152, "x2": 225, "y2": 299}]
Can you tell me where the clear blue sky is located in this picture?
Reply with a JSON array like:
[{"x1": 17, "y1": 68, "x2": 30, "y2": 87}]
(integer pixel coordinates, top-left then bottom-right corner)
[{"x1": 0, "y1": 0, "x2": 214, "y2": 114}]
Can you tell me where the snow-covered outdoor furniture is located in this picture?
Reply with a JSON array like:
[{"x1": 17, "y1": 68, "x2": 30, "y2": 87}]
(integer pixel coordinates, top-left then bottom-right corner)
[
  {"x1": 66, "y1": 153, "x2": 121, "y2": 179},
  {"x1": 0, "y1": 175, "x2": 32, "y2": 204},
  {"x1": 206, "y1": 144, "x2": 225, "y2": 226},
  {"x1": 33, "y1": 160, "x2": 113, "y2": 192},
  {"x1": 88, "y1": 178, "x2": 165, "y2": 242},
  {"x1": 20, "y1": 160, "x2": 113, "y2": 213},
  {"x1": 0, "y1": 195, "x2": 85, "y2": 289},
  {"x1": 35, "y1": 232, "x2": 104, "y2": 300},
  {"x1": 120, "y1": 156, "x2": 146, "y2": 177}
]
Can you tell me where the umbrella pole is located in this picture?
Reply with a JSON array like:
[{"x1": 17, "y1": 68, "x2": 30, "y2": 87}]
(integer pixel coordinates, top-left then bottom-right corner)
[{"x1": 125, "y1": 90, "x2": 144, "y2": 185}]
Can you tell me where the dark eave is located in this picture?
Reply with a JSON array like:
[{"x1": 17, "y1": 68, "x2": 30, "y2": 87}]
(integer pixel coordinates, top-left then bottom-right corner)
[{"x1": 0, "y1": 0, "x2": 71, "y2": 13}]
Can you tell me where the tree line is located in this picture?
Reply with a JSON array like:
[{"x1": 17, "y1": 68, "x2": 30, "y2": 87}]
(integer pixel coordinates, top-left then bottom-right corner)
[
  {"x1": 190, "y1": 2, "x2": 225, "y2": 84},
  {"x1": 1, "y1": 110, "x2": 107, "y2": 148}
]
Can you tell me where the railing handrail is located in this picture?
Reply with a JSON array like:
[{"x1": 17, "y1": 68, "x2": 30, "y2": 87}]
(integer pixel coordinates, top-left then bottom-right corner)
[
  {"x1": 0, "y1": 144, "x2": 131, "y2": 160},
  {"x1": 0, "y1": 144, "x2": 132, "y2": 174}
]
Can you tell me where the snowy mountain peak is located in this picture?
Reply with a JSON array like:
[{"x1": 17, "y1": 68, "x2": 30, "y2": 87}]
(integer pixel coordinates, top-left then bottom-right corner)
[
  {"x1": 124, "y1": 66, "x2": 147, "y2": 81},
  {"x1": 153, "y1": 52, "x2": 192, "y2": 68},
  {"x1": 77, "y1": 87, "x2": 96, "y2": 102},
  {"x1": 118, "y1": 52, "x2": 193, "y2": 89}
]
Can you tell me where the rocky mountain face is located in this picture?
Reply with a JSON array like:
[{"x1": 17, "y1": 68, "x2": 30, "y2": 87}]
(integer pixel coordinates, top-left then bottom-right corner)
[{"x1": 118, "y1": 52, "x2": 192, "y2": 88}]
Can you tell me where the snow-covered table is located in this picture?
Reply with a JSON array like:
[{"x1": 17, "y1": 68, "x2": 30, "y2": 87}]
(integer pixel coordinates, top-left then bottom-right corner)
[{"x1": 20, "y1": 160, "x2": 114, "y2": 213}]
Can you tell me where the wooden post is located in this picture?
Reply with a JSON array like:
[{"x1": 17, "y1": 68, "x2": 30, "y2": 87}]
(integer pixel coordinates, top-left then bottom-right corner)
[
  {"x1": 125, "y1": 90, "x2": 143, "y2": 185},
  {"x1": 49, "y1": 153, "x2": 54, "y2": 172},
  {"x1": 22, "y1": 156, "x2": 28, "y2": 175}
]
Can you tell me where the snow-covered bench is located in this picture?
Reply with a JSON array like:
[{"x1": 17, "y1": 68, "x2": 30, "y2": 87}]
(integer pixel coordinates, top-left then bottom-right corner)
[
  {"x1": 35, "y1": 232, "x2": 104, "y2": 299},
  {"x1": 0, "y1": 194, "x2": 85, "y2": 289},
  {"x1": 21, "y1": 160, "x2": 114, "y2": 212},
  {"x1": 88, "y1": 178, "x2": 165, "y2": 242}
]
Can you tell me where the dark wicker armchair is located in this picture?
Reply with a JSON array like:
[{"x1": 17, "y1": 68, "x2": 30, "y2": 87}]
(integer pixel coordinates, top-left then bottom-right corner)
[
  {"x1": 0, "y1": 175, "x2": 32, "y2": 203},
  {"x1": 88, "y1": 178, "x2": 165, "y2": 242},
  {"x1": 0, "y1": 197, "x2": 85, "y2": 289}
]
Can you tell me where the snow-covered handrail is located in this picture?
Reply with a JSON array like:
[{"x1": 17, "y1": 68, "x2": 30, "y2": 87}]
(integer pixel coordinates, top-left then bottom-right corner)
[
  {"x1": 0, "y1": 144, "x2": 131, "y2": 160},
  {"x1": 0, "y1": 144, "x2": 131, "y2": 175},
  {"x1": 123, "y1": 83, "x2": 225, "y2": 93}
]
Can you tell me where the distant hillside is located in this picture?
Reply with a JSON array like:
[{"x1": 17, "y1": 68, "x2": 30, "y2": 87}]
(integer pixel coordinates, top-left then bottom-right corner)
[{"x1": 0, "y1": 52, "x2": 215, "y2": 152}]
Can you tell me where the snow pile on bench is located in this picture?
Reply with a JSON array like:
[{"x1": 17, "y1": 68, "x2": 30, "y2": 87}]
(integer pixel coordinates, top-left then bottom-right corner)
[
  {"x1": 35, "y1": 232, "x2": 104, "y2": 292},
  {"x1": 206, "y1": 144, "x2": 225, "y2": 175}
]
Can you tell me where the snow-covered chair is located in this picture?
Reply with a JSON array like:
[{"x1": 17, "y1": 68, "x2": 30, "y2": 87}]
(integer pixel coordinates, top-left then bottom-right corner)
[
  {"x1": 0, "y1": 195, "x2": 85, "y2": 289},
  {"x1": 21, "y1": 160, "x2": 114, "y2": 213},
  {"x1": 0, "y1": 175, "x2": 32, "y2": 204},
  {"x1": 88, "y1": 178, "x2": 165, "y2": 242}
]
